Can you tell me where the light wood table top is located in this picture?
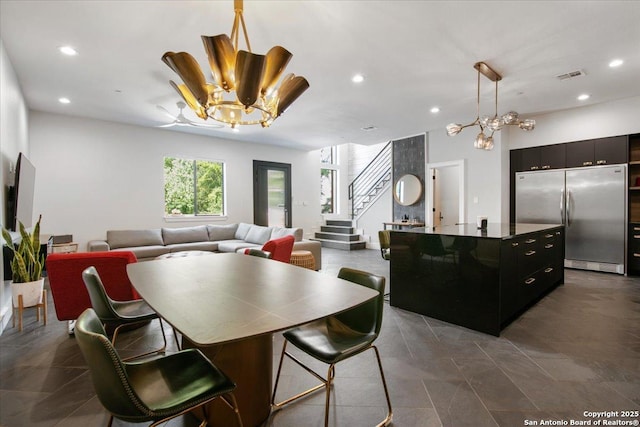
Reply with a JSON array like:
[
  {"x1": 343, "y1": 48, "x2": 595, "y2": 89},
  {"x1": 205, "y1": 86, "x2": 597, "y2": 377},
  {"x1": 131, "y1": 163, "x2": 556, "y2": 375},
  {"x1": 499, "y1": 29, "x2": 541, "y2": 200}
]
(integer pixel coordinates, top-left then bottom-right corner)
[{"x1": 127, "y1": 253, "x2": 378, "y2": 346}]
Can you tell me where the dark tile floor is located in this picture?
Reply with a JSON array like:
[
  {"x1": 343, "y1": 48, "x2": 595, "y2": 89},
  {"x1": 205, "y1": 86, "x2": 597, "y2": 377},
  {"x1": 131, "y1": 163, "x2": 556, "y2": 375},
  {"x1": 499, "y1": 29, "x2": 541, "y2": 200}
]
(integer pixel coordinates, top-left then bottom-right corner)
[{"x1": 1, "y1": 248, "x2": 639, "y2": 427}]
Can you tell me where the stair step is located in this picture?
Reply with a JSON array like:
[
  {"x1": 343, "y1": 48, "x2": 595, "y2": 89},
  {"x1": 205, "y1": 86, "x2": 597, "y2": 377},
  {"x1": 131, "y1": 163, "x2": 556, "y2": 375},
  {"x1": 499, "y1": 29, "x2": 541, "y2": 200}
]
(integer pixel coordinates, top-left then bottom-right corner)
[
  {"x1": 310, "y1": 238, "x2": 366, "y2": 251},
  {"x1": 321, "y1": 225, "x2": 354, "y2": 234},
  {"x1": 325, "y1": 219, "x2": 353, "y2": 227},
  {"x1": 314, "y1": 232, "x2": 360, "y2": 242}
]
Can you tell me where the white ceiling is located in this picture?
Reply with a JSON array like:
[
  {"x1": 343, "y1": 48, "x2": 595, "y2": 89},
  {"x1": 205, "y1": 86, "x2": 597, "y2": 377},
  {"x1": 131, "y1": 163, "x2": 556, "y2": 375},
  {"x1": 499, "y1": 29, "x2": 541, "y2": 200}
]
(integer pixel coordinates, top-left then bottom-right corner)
[{"x1": 1, "y1": 1, "x2": 639, "y2": 151}]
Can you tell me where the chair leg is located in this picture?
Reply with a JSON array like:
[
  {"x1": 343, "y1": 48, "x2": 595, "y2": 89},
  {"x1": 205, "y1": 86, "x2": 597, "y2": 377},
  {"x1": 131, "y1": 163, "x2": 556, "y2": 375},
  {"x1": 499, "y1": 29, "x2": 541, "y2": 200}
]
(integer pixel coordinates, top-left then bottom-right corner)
[
  {"x1": 323, "y1": 364, "x2": 336, "y2": 427},
  {"x1": 372, "y1": 345, "x2": 393, "y2": 427},
  {"x1": 271, "y1": 340, "x2": 288, "y2": 406}
]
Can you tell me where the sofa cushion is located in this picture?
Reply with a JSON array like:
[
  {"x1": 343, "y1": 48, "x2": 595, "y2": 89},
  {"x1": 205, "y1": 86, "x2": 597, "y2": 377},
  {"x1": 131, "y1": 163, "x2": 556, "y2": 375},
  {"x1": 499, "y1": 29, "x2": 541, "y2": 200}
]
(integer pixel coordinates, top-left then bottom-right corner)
[
  {"x1": 107, "y1": 229, "x2": 163, "y2": 250},
  {"x1": 217, "y1": 240, "x2": 259, "y2": 253},
  {"x1": 245, "y1": 225, "x2": 273, "y2": 244},
  {"x1": 167, "y1": 242, "x2": 219, "y2": 252},
  {"x1": 112, "y1": 245, "x2": 169, "y2": 259},
  {"x1": 234, "y1": 223, "x2": 252, "y2": 240},
  {"x1": 162, "y1": 225, "x2": 209, "y2": 245},
  {"x1": 207, "y1": 224, "x2": 238, "y2": 241},
  {"x1": 271, "y1": 227, "x2": 303, "y2": 242}
]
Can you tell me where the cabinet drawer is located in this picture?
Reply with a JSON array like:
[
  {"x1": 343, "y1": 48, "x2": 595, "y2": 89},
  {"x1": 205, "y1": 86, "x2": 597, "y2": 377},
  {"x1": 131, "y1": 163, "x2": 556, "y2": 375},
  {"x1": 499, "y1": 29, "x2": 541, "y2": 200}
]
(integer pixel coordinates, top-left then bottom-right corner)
[{"x1": 517, "y1": 237, "x2": 541, "y2": 275}]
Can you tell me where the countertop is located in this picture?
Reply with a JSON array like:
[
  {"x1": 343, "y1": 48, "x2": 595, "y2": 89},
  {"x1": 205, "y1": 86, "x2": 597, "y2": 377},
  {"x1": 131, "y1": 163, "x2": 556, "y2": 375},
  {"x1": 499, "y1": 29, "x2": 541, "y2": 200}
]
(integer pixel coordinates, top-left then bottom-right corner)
[{"x1": 393, "y1": 223, "x2": 563, "y2": 240}]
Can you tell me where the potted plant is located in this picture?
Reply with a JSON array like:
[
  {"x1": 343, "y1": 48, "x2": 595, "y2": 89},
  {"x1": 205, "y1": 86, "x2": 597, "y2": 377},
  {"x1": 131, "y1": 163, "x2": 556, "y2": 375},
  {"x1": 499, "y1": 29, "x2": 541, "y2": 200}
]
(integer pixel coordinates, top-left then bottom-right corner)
[{"x1": 2, "y1": 215, "x2": 45, "y2": 308}]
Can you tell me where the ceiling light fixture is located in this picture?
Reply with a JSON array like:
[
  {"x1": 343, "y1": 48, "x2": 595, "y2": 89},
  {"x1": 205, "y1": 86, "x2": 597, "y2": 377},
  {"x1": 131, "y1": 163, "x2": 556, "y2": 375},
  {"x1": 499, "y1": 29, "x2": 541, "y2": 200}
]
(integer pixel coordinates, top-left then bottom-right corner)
[
  {"x1": 58, "y1": 97, "x2": 70, "y2": 104},
  {"x1": 430, "y1": 107, "x2": 440, "y2": 113},
  {"x1": 352, "y1": 74, "x2": 365, "y2": 83},
  {"x1": 446, "y1": 62, "x2": 535, "y2": 151},
  {"x1": 162, "y1": 0, "x2": 309, "y2": 129},
  {"x1": 59, "y1": 46, "x2": 77, "y2": 56},
  {"x1": 609, "y1": 59, "x2": 624, "y2": 68},
  {"x1": 577, "y1": 93, "x2": 590, "y2": 101}
]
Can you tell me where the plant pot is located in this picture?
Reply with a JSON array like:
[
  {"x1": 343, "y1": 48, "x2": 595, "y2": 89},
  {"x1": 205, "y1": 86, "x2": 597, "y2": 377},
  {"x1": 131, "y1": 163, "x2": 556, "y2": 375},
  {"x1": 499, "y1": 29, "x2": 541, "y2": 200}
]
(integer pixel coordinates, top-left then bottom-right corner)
[{"x1": 11, "y1": 278, "x2": 45, "y2": 308}]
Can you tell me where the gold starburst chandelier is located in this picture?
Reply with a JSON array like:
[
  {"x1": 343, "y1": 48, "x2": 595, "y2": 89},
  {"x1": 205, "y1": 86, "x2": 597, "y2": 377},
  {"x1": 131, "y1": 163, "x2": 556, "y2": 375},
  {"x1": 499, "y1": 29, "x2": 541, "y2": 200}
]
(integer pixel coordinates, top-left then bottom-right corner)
[
  {"x1": 162, "y1": 0, "x2": 309, "y2": 129},
  {"x1": 446, "y1": 62, "x2": 535, "y2": 150}
]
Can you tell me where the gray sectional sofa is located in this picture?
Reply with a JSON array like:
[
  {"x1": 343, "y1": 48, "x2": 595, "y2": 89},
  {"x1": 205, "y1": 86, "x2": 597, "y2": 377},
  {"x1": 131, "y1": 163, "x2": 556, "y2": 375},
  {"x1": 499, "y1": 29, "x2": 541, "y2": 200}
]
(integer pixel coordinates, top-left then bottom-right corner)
[{"x1": 87, "y1": 223, "x2": 321, "y2": 269}]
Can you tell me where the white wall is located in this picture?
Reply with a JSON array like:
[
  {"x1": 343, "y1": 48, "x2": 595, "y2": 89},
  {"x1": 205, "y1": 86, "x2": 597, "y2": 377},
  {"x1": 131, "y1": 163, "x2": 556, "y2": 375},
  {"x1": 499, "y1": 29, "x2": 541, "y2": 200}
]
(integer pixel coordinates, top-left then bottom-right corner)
[
  {"x1": 29, "y1": 111, "x2": 322, "y2": 251},
  {"x1": 0, "y1": 39, "x2": 30, "y2": 333},
  {"x1": 356, "y1": 186, "x2": 392, "y2": 249},
  {"x1": 507, "y1": 96, "x2": 640, "y2": 149},
  {"x1": 427, "y1": 129, "x2": 508, "y2": 224}
]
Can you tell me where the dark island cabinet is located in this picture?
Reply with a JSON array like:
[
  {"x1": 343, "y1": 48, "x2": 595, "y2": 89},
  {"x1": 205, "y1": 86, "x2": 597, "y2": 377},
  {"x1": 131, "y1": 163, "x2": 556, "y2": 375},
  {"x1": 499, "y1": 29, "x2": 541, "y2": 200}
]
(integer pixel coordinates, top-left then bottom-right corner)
[
  {"x1": 390, "y1": 224, "x2": 565, "y2": 336},
  {"x1": 566, "y1": 136, "x2": 628, "y2": 168}
]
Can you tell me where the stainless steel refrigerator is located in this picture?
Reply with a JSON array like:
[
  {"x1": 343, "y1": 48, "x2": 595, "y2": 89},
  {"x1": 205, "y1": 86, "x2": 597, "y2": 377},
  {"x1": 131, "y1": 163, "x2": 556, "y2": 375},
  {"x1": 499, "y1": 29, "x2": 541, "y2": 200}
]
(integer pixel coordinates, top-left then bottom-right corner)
[{"x1": 515, "y1": 165, "x2": 626, "y2": 274}]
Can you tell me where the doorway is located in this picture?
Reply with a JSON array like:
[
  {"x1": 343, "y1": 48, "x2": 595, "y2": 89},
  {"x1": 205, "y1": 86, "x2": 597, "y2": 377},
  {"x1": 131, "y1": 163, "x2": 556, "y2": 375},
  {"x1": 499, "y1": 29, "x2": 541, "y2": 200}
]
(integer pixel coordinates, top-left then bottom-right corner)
[
  {"x1": 253, "y1": 161, "x2": 292, "y2": 227},
  {"x1": 427, "y1": 160, "x2": 465, "y2": 227}
]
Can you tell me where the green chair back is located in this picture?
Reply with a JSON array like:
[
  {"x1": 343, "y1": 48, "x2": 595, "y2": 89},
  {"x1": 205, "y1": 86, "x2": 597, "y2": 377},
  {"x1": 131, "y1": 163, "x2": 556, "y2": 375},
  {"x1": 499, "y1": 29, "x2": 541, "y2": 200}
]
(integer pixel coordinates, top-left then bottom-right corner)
[
  {"x1": 82, "y1": 266, "x2": 121, "y2": 322},
  {"x1": 335, "y1": 267, "x2": 385, "y2": 336},
  {"x1": 74, "y1": 308, "x2": 149, "y2": 421},
  {"x1": 378, "y1": 230, "x2": 391, "y2": 260}
]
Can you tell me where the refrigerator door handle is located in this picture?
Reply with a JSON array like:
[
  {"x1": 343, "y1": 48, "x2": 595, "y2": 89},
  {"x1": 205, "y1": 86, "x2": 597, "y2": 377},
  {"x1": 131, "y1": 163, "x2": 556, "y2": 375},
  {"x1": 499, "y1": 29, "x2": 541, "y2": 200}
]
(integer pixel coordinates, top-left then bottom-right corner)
[
  {"x1": 565, "y1": 189, "x2": 571, "y2": 227},
  {"x1": 560, "y1": 189, "x2": 565, "y2": 224}
]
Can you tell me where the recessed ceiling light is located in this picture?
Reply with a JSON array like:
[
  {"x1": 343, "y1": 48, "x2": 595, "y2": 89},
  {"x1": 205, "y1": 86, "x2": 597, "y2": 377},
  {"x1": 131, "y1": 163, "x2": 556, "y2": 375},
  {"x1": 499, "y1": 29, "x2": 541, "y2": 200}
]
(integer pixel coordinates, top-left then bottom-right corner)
[
  {"x1": 430, "y1": 107, "x2": 440, "y2": 114},
  {"x1": 59, "y1": 46, "x2": 78, "y2": 56},
  {"x1": 609, "y1": 59, "x2": 624, "y2": 68},
  {"x1": 352, "y1": 74, "x2": 365, "y2": 83},
  {"x1": 58, "y1": 97, "x2": 71, "y2": 104},
  {"x1": 577, "y1": 94, "x2": 590, "y2": 101}
]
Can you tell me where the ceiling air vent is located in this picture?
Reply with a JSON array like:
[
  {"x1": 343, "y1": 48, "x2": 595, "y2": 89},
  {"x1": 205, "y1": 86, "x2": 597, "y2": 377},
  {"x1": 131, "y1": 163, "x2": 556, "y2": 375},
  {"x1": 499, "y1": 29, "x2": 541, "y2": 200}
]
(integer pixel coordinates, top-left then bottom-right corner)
[
  {"x1": 361, "y1": 125, "x2": 377, "y2": 131},
  {"x1": 556, "y1": 70, "x2": 586, "y2": 81}
]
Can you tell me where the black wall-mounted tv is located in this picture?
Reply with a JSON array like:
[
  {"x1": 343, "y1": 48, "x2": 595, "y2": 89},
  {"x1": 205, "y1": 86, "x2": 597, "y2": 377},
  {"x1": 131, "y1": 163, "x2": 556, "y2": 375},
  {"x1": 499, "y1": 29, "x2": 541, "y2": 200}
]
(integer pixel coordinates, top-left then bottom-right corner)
[{"x1": 7, "y1": 152, "x2": 36, "y2": 232}]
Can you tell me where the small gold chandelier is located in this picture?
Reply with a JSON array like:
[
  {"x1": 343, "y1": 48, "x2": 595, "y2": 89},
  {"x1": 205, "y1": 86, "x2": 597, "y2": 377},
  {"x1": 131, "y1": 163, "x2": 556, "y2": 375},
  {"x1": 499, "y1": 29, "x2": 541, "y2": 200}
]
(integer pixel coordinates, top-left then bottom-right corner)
[
  {"x1": 446, "y1": 62, "x2": 535, "y2": 150},
  {"x1": 162, "y1": 0, "x2": 309, "y2": 128}
]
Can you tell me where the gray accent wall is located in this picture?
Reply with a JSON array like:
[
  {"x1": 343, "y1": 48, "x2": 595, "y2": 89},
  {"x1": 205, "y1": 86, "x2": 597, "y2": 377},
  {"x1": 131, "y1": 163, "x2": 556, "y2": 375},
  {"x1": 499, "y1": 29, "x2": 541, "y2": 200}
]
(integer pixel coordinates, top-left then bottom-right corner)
[{"x1": 392, "y1": 134, "x2": 426, "y2": 222}]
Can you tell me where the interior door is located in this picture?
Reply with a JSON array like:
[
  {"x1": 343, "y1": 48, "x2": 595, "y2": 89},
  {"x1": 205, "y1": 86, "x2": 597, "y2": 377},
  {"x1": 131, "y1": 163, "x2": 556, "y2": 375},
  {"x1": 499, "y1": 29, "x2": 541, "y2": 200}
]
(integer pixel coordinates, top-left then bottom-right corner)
[
  {"x1": 432, "y1": 166, "x2": 459, "y2": 226},
  {"x1": 253, "y1": 161, "x2": 292, "y2": 227}
]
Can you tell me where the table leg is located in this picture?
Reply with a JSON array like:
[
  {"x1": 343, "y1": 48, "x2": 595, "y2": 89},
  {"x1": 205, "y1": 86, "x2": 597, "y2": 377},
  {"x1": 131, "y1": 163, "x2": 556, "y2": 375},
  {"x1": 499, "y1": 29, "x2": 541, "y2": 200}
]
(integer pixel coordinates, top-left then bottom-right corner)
[{"x1": 183, "y1": 333, "x2": 273, "y2": 427}]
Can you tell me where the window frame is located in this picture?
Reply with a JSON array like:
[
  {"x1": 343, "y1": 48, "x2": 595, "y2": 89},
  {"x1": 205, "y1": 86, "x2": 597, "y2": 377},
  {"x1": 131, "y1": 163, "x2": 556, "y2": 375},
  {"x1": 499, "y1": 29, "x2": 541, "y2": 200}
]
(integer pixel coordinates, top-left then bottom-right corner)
[{"x1": 163, "y1": 156, "x2": 227, "y2": 221}]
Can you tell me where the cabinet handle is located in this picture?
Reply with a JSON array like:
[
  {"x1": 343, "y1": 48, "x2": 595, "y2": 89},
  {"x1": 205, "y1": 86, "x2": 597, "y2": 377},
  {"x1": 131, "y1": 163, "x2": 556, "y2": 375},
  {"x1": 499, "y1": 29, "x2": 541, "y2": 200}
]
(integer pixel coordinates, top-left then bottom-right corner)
[
  {"x1": 583, "y1": 161, "x2": 593, "y2": 166},
  {"x1": 596, "y1": 160, "x2": 607, "y2": 165},
  {"x1": 530, "y1": 166, "x2": 539, "y2": 170},
  {"x1": 525, "y1": 277, "x2": 536, "y2": 285},
  {"x1": 634, "y1": 253, "x2": 640, "y2": 258},
  {"x1": 512, "y1": 242, "x2": 519, "y2": 247},
  {"x1": 545, "y1": 244, "x2": 554, "y2": 249},
  {"x1": 544, "y1": 267, "x2": 553, "y2": 273},
  {"x1": 525, "y1": 250, "x2": 536, "y2": 256},
  {"x1": 634, "y1": 227, "x2": 640, "y2": 231},
  {"x1": 545, "y1": 234, "x2": 554, "y2": 238},
  {"x1": 634, "y1": 235, "x2": 640, "y2": 239},
  {"x1": 542, "y1": 165, "x2": 550, "y2": 169},
  {"x1": 525, "y1": 239, "x2": 536, "y2": 244}
]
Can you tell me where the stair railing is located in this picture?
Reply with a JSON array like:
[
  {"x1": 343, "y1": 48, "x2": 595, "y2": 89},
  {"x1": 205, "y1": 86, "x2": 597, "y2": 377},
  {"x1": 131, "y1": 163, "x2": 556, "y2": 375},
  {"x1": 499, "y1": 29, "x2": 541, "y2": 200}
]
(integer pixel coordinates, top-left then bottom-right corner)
[{"x1": 348, "y1": 141, "x2": 392, "y2": 219}]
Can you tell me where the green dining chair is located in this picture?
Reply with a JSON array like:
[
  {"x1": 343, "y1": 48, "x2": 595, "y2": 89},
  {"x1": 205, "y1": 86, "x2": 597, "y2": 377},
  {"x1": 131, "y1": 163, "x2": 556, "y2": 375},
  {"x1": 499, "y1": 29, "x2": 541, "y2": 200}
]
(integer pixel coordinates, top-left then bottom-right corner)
[
  {"x1": 82, "y1": 266, "x2": 168, "y2": 360},
  {"x1": 271, "y1": 267, "x2": 393, "y2": 426},
  {"x1": 378, "y1": 230, "x2": 391, "y2": 260},
  {"x1": 75, "y1": 308, "x2": 243, "y2": 427}
]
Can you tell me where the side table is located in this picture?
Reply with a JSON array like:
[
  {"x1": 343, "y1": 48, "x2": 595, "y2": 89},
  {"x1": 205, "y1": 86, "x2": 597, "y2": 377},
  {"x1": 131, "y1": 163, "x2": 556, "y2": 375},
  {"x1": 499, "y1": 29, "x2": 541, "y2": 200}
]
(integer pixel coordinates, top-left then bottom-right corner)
[{"x1": 290, "y1": 250, "x2": 316, "y2": 270}]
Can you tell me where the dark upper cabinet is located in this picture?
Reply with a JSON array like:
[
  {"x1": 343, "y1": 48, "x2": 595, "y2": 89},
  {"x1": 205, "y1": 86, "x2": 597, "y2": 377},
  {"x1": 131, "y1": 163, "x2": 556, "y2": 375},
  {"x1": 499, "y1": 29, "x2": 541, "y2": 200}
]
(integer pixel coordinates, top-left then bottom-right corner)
[
  {"x1": 515, "y1": 144, "x2": 566, "y2": 172},
  {"x1": 566, "y1": 140, "x2": 595, "y2": 167},
  {"x1": 540, "y1": 144, "x2": 566, "y2": 169},
  {"x1": 594, "y1": 136, "x2": 628, "y2": 165},
  {"x1": 566, "y1": 136, "x2": 627, "y2": 167}
]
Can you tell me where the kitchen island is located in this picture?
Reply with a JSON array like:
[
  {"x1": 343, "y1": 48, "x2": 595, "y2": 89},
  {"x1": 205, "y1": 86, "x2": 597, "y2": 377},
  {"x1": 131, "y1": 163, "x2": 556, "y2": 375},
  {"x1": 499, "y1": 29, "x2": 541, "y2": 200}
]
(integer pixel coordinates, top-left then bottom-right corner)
[{"x1": 390, "y1": 223, "x2": 564, "y2": 336}]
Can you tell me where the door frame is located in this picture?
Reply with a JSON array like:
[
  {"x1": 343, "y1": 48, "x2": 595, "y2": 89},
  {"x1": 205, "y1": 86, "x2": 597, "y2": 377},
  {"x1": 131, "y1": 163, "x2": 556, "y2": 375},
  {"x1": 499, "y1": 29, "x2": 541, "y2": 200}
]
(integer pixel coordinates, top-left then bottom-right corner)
[
  {"x1": 253, "y1": 160, "x2": 292, "y2": 227},
  {"x1": 426, "y1": 159, "x2": 466, "y2": 227}
]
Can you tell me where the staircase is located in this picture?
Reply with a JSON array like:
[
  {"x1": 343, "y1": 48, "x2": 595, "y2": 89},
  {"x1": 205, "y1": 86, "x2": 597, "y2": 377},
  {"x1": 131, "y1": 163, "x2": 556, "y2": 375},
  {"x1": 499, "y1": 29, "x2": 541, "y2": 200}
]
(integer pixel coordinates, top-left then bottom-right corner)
[
  {"x1": 312, "y1": 219, "x2": 366, "y2": 251},
  {"x1": 349, "y1": 141, "x2": 392, "y2": 219}
]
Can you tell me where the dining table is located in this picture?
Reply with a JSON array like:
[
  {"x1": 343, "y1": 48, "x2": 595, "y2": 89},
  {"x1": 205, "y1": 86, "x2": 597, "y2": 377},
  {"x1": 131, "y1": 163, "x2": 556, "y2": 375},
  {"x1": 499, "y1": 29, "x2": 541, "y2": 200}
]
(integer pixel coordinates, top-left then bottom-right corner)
[{"x1": 126, "y1": 252, "x2": 379, "y2": 427}]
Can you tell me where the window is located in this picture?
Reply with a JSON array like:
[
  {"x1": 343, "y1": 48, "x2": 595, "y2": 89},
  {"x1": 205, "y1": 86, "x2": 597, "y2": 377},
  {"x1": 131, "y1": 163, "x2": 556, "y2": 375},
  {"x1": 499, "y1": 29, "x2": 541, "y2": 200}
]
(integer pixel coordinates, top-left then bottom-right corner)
[
  {"x1": 320, "y1": 168, "x2": 337, "y2": 214},
  {"x1": 164, "y1": 157, "x2": 225, "y2": 216},
  {"x1": 320, "y1": 146, "x2": 338, "y2": 214}
]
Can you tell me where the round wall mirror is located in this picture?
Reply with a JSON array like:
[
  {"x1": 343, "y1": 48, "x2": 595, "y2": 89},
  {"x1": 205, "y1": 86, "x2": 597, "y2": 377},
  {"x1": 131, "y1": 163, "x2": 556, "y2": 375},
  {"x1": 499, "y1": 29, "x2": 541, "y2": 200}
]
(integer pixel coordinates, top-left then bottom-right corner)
[{"x1": 394, "y1": 174, "x2": 422, "y2": 206}]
